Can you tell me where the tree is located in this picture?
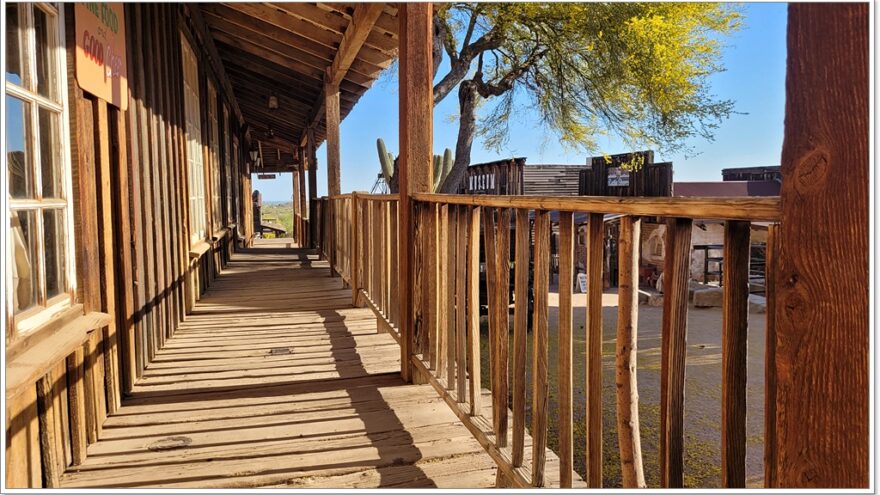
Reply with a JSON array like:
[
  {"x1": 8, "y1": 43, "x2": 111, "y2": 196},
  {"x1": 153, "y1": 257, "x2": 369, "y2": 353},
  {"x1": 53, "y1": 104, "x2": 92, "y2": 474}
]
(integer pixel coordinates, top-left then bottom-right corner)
[{"x1": 429, "y1": 3, "x2": 742, "y2": 193}]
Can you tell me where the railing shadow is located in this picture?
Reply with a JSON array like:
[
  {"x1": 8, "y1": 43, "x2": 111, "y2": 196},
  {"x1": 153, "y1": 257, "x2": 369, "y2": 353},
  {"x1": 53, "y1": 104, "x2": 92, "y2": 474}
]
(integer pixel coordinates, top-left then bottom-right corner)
[{"x1": 62, "y1": 246, "x2": 432, "y2": 488}]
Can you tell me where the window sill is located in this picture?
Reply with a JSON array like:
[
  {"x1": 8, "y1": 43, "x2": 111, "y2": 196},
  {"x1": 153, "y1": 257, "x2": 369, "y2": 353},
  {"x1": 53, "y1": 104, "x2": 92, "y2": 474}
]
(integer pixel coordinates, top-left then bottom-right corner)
[
  {"x1": 6, "y1": 305, "x2": 111, "y2": 401},
  {"x1": 189, "y1": 240, "x2": 211, "y2": 259},
  {"x1": 211, "y1": 228, "x2": 230, "y2": 244}
]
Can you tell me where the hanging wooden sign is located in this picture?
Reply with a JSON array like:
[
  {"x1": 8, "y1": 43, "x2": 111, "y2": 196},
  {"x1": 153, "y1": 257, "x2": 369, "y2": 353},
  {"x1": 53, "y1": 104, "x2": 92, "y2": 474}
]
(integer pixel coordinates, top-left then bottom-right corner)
[
  {"x1": 75, "y1": 3, "x2": 128, "y2": 110},
  {"x1": 257, "y1": 174, "x2": 276, "y2": 180}
]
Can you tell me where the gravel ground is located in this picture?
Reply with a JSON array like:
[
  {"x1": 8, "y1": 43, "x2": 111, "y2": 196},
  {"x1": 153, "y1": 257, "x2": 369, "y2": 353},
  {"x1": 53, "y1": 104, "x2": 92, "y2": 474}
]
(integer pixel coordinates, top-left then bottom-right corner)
[{"x1": 479, "y1": 289, "x2": 766, "y2": 488}]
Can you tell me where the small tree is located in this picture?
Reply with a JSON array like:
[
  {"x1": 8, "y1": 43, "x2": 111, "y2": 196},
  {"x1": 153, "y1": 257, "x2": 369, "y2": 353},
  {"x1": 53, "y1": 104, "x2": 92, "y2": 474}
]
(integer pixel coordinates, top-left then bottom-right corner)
[{"x1": 430, "y1": 3, "x2": 742, "y2": 192}]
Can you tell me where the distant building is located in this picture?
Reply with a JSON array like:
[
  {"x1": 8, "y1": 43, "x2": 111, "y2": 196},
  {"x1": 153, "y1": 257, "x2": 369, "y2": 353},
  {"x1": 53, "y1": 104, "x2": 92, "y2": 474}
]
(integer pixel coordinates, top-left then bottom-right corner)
[{"x1": 721, "y1": 165, "x2": 782, "y2": 182}]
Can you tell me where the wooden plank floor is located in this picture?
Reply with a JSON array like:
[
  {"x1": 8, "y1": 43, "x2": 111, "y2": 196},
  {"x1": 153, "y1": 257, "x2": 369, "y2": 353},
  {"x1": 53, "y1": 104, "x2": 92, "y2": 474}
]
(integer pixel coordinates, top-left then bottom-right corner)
[{"x1": 60, "y1": 242, "x2": 497, "y2": 488}]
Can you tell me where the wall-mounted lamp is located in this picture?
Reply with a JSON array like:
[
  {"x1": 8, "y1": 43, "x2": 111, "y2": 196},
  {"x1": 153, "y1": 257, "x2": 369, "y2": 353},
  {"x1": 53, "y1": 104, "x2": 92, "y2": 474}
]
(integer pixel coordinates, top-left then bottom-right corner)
[
  {"x1": 249, "y1": 148, "x2": 259, "y2": 163},
  {"x1": 268, "y1": 94, "x2": 279, "y2": 110}
]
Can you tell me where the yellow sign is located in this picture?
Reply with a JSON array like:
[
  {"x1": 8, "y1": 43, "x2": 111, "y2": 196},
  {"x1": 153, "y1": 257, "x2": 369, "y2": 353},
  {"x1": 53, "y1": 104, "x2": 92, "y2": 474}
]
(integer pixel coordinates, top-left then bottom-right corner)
[{"x1": 75, "y1": 3, "x2": 127, "y2": 110}]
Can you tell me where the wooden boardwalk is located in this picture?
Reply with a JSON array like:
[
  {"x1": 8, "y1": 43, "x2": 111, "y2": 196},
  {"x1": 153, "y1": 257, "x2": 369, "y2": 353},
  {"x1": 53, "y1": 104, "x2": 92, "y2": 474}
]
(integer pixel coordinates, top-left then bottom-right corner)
[{"x1": 60, "y1": 241, "x2": 497, "y2": 488}]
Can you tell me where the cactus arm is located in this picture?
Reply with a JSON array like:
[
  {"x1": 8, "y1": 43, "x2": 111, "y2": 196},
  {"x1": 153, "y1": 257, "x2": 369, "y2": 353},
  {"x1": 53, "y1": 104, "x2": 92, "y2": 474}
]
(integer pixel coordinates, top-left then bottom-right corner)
[{"x1": 377, "y1": 138, "x2": 395, "y2": 185}]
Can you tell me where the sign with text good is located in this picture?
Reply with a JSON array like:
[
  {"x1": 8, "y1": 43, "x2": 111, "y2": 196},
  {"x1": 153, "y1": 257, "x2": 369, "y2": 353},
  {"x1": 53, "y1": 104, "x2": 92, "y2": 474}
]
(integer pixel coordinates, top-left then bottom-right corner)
[{"x1": 75, "y1": 3, "x2": 127, "y2": 110}]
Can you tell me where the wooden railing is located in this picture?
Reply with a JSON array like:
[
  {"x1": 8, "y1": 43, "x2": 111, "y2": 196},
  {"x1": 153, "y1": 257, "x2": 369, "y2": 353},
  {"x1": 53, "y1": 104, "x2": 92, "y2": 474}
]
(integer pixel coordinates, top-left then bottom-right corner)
[{"x1": 319, "y1": 191, "x2": 782, "y2": 489}]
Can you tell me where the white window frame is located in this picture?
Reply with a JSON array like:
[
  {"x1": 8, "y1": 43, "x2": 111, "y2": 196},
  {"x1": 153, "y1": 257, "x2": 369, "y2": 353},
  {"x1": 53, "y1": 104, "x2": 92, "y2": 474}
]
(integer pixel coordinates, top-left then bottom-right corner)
[
  {"x1": 4, "y1": 2, "x2": 77, "y2": 337},
  {"x1": 181, "y1": 35, "x2": 206, "y2": 245}
]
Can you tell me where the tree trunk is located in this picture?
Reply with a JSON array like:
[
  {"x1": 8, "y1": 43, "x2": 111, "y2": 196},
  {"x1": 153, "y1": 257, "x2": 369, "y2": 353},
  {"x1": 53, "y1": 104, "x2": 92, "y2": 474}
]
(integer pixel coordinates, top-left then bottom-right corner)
[{"x1": 439, "y1": 80, "x2": 478, "y2": 193}]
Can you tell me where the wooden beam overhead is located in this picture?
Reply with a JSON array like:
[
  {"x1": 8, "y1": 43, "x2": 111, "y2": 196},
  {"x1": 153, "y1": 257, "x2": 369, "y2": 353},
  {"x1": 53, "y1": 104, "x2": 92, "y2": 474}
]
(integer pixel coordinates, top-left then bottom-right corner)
[
  {"x1": 300, "y1": 3, "x2": 384, "y2": 147},
  {"x1": 327, "y1": 3, "x2": 385, "y2": 87},
  {"x1": 187, "y1": 5, "x2": 243, "y2": 123},
  {"x1": 203, "y1": 7, "x2": 387, "y2": 82},
  {"x1": 274, "y1": 2, "x2": 397, "y2": 55}
]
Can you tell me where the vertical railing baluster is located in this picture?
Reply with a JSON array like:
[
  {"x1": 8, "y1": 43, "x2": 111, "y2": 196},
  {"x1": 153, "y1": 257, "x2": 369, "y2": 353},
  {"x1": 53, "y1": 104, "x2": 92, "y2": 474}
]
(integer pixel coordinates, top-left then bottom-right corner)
[
  {"x1": 391, "y1": 201, "x2": 399, "y2": 329},
  {"x1": 616, "y1": 216, "x2": 645, "y2": 487},
  {"x1": 438, "y1": 204, "x2": 449, "y2": 381},
  {"x1": 455, "y1": 205, "x2": 468, "y2": 401},
  {"x1": 660, "y1": 217, "x2": 693, "y2": 488},
  {"x1": 385, "y1": 201, "x2": 392, "y2": 318},
  {"x1": 467, "y1": 206, "x2": 482, "y2": 416},
  {"x1": 373, "y1": 200, "x2": 381, "y2": 309},
  {"x1": 722, "y1": 220, "x2": 750, "y2": 487},
  {"x1": 495, "y1": 208, "x2": 511, "y2": 447},
  {"x1": 350, "y1": 194, "x2": 360, "y2": 305},
  {"x1": 446, "y1": 205, "x2": 457, "y2": 389},
  {"x1": 482, "y1": 208, "x2": 498, "y2": 430},
  {"x1": 557, "y1": 211, "x2": 574, "y2": 487},
  {"x1": 512, "y1": 208, "x2": 529, "y2": 467},
  {"x1": 764, "y1": 223, "x2": 779, "y2": 488},
  {"x1": 531, "y1": 209, "x2": 550, "y2": 487},
  {"x1": 586, "y1": 212, "x2": 604, "y2": 487}
]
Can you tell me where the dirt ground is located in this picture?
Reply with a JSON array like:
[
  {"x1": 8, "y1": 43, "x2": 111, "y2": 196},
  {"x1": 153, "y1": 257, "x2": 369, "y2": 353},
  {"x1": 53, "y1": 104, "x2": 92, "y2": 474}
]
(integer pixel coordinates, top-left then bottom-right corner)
[{"x1": 480, "y1": 289, "x2": 766, "y2": 488}]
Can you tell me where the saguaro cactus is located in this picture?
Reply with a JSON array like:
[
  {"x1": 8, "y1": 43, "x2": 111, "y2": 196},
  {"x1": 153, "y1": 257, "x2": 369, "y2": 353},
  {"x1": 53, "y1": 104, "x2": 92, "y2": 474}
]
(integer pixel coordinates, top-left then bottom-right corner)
[
  {"x1": 377, "y1": 137, "x2": 454, "y2": 192},
  {"x1": 377, "y1": 138, "x2": 395, "y2": 186}
]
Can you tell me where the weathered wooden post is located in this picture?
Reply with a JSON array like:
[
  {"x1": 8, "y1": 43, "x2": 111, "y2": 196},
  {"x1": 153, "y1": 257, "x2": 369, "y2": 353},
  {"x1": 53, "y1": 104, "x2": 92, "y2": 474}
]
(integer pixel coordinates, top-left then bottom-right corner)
[
  {"x1": 398, "y1": 2, "x2": 433, "y2": 383},
  {"x1": 324, "y1": 76, "x2": 341, "y2": 198},
  {"x1": 770, "y1": 3, "x2": 868, "y2": 487}
]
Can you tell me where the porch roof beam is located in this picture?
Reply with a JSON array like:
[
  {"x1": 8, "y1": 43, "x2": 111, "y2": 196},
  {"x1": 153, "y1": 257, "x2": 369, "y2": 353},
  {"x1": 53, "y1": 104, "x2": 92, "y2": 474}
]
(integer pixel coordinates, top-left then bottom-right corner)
[{"x1": 300, "y1": 3, "x2": 385, "y2": 146}]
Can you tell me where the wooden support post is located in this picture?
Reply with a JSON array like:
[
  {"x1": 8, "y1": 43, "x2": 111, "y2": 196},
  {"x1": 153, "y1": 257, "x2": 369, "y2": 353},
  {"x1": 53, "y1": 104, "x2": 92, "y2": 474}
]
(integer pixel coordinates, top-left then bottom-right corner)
[
  {"x1": 660, "y1": 217, "x2": 693, "y2": 488},
  {"x1": 308, "y1": 145, "x2": 318, "y2": 249},
  {"x1": 773, "y1": 4, "x2": 868, "y2": 487},
  {"x1": 397, "y1": 2, "x2": 433, "y2": 383},
  {"x1": 585, "y1": 212, "x2": 604, "y2": 487},
  {"x1": 298, "y1": 163, "x2": 308, "y2": 247},
  {"x1": 325, "y1": 79, "x2": 341, "y2": 197},
  {"x1": 616, "y1": 216, "x2": 645, "y2": 487}
]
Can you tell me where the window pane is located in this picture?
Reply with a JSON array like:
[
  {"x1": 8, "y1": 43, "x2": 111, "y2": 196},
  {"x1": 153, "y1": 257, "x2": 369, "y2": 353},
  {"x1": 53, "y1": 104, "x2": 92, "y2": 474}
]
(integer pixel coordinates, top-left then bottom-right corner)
[
  {"x1": 34, "y1": 7, "x2": 57, "y2": 100},
  {"x1": 6, "y1": 95, "x2": 33, "y2": 199},
  {"x1": 43, "y1": 209, "x2": 66, "y2": 299},
  {"x1": 11, "y1": 210, "x2": 39, "y2": 313},
  {"x1": 5, "y1": 3, "x2": 23, "y2": 86},
  {"x1": 39, "y1": 108, "x2": 63, "y2": 198}
]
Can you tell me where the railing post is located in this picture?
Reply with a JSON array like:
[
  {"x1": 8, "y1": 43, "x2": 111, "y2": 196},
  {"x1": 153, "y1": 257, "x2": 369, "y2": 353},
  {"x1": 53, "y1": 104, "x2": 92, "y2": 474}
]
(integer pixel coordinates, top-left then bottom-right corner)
[
  {"x1": 350, "y1": 192, "x2": 360, "y2": 306},
  {"x1": 328, "y1": 198, "x2": 337, "y2": 278},
  {"x1": 397, "y1": 2, "x2": 433, "y2": 384}
]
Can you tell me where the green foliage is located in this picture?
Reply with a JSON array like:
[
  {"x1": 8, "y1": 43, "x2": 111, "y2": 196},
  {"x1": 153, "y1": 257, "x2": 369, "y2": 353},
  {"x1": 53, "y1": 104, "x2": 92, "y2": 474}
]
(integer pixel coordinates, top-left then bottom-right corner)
[{"x1": 436, "y1": 3, "x2": 742, "y2": 158}]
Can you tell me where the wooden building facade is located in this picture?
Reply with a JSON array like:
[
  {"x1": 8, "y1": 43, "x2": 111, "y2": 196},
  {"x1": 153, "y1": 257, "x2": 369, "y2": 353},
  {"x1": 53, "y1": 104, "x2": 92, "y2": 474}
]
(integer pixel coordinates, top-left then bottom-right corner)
[{"x1": 4, "y1": 2, "x2": 397, "y2": 487}]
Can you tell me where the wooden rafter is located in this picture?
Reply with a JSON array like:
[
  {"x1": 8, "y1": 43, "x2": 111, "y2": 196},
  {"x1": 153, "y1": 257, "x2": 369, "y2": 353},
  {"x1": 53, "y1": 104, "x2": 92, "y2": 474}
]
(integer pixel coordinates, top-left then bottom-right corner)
[
  {"x1": 186, "y1": 5, "x2": 243, "y2": 123},
  {"x1": 300, "y1": 3, "x2": 384, "y2": 144}
]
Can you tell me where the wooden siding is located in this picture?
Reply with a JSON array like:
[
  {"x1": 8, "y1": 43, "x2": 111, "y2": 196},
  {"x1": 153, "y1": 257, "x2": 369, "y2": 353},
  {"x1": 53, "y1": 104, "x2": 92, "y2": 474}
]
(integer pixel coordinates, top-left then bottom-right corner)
[
  {"x1": 5, "y1": 5, "x2": 249, "y2": 486},
  {"x1": 579, "y1": 152, "x2": 673, "y2": 197},
  {"x1": 523, "y1": 165, "x2": 583, "y2": 196}
]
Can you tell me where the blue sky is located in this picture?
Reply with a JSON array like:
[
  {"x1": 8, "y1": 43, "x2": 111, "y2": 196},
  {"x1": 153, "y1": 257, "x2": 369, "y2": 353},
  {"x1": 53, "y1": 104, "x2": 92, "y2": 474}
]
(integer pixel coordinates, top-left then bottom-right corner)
[{"x1": 253, "y1": 3, "x2": 789, "y2": 202}]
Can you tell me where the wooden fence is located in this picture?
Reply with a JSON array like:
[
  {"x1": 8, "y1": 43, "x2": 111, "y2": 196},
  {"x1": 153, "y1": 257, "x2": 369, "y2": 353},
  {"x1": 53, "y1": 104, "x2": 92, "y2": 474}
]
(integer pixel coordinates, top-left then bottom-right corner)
[{"x1": 318, "y1": 191, "x2": 781, "y2": 489}]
